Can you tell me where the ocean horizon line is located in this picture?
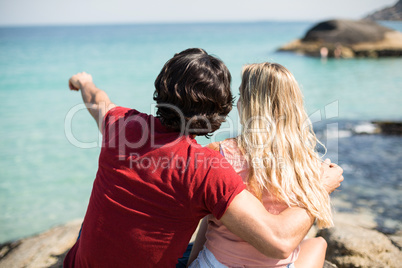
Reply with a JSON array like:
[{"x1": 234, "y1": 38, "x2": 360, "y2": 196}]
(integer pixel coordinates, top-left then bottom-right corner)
[{"x1": 0, "y1": 19, "x2": 362, "y2": 29}]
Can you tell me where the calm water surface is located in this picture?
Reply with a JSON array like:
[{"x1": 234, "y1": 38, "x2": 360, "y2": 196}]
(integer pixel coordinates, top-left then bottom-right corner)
[{"x1": 0, "y1": 21, "x2": 401, "y2": 242}]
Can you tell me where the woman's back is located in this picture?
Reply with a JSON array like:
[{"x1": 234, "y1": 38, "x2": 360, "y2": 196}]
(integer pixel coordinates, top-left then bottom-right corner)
[
  {"x1": 190, "y1": 62, "x2": 334, "y2": 268},
  {"x1": 204, "y1": 138, "x2": 300, "y2": 267}
]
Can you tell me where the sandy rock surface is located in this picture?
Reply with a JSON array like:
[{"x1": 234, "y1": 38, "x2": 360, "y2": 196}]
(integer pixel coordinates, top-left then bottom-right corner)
[
  {"x1": 0, "y1": 220, "x2": 81, "y2": 268},
  {"x1": 1, "y1": 211, "x2": 401, "y2": 268}
]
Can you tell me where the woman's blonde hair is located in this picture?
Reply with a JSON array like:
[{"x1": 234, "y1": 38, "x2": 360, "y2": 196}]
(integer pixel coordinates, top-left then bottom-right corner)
[{"x1": 237, "y1": 62, "x2": 333, "y2": 228}]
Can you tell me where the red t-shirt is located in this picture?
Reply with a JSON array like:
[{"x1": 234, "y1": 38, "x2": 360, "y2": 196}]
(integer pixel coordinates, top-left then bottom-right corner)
[{"x1": 64, "y1": 107, "x2": 245, "y2": 267}]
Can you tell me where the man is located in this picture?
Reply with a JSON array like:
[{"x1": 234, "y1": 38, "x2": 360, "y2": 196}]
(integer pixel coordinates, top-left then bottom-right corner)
[{"x1": 64, "y1": 48, "x2": 343, "y2": 267}]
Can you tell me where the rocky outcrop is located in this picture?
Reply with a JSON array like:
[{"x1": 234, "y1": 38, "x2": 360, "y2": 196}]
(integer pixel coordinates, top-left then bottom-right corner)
[
  {"x1": 0, "y1": 219, "x2": 200, "y2": 268},
  {"x1": 278, "y1": 19, "x2": 402, "y2": 58},
  {"x1": 348, "y1": 121, "x2": 402, "y2": 135},
  {"x1": 317, "y1": 212, "x2": 402, "y2": 268},
  {"x1": 365, "y1": 0, "x2": 402, "y2": 21},
  {"x1": 302, "y1": 20, "x2": 391, "y2": 45},
  {"x1": 1, "y1": 212, "x2": 401, "y2": 268},
  {"x1": 372, "y1": 121, "x2": 402, "y2": 135},
  {"x1": 318, "y1": 224, "x2": 402, "y2": 267},
  {"x1": 0, "y1": 219, "x2": 81, "y2": 268}
]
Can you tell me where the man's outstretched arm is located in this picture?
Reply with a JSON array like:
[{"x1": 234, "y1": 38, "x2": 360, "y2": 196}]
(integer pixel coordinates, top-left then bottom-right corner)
[
  {"x1": 69, "y1": 72, "x2": 116, "y2": 134},
  {"x1": 220, "y1": 161, "x2": 343, "y2": 259}
]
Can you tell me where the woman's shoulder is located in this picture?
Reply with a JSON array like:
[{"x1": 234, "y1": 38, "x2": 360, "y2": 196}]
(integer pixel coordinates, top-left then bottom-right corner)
[
  {"x1": 221, "y1": 138, "x2": 238, "y2": 147},
  {"x1": 206, "y1": 138, "x2": 239, "y2": 153},
  {"x1": 220, "y1": 138, "x2": 241, "y2": 155},
  {"x1": 206, "y1": 141, "x2": 220, "y2": 152}
]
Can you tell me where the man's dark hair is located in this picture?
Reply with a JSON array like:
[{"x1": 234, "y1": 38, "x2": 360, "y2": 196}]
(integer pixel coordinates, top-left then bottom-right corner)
[{"x1": 153, "y1": 48, "x2": 233, "y2": 136}]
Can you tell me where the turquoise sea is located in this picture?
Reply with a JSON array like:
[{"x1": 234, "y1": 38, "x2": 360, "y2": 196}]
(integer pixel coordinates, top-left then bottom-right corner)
[{"x1": 0, "y1": 21, "x2": 401, "y2": 243}]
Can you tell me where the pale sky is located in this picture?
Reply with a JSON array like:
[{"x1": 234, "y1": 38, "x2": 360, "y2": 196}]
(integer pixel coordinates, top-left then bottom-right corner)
[{"x1": 0, "y1": 0, "x2": 398, "y2": 26}]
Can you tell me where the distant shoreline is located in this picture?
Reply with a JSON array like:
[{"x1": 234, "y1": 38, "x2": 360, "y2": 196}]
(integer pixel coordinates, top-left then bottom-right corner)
[{"x1": 1, "y1": 19, "x2": 402, "y2": 29}]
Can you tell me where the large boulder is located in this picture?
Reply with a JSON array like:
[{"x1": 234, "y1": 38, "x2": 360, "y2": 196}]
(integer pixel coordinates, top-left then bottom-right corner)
[
  {"x1": 318, "y1": 222, "x2": 402, "y2": 268},
  {"x1": 372, "y1": 121, "x2": 402, "y2": 135},
  {"x1": 302, "y1": 20, "x2": 391, "y2": 45},
  {"x1": 0, "y1": 214, "x2": 399, "y2": 268},
  {"x1": 278, "y1": 19, "x2": 402, "y2": 58},
  {"x1": 0, "y1": 219, "x2": 200, "y2": 268},
  {"x1": 0, "y1": 220, "x2": 81, "y2": 268}
]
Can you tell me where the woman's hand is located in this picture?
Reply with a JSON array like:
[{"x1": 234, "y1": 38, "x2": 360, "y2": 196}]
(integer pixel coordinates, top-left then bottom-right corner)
[{"x1": 320, "y1": 159, "x2": 344, "y2": 194}]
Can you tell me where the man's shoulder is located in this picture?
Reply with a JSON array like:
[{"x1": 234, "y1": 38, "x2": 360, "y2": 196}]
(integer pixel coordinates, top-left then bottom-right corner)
[
  {"x1": 104, "y1": 106, "x2": 155, "y2": 129},
  {"x1": 107, "y1": 106, "x2": 141, "y2": 118}
]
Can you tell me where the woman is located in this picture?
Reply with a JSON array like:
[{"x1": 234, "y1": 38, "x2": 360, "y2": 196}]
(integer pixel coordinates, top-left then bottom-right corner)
[{"x1": 188, "y1": 63, "x2": 333, "y2": 268}]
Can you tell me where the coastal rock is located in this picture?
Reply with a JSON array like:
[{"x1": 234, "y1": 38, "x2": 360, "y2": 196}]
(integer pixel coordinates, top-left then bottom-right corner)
[
  {"x1": 372, "y1": 121, "x2": 402, "y2": 135},
  {"x1": 331, "y1": 211, "x2": 377, "y2": 230},
  {"x1": 1, "y1": 214, "x2": 400, "y2": 268},
  {"x1": 324, "y1": 261, "x2": 338, "y2": 268},
  {"x1": 302, "y1": 20, "x2": 391, "y2": 45},
  {"x1": 388, "y1": 231, "x2": 402, "y2": 250},
  {"x1": 278, "y1": 19, "x2": 402, "y2": 58},
  {"x1": 0, "y1": 219, "x2": 199, "y2": 268},
  {"x1": 365, "y1": 0, "x2": 402, "y2": 21},
  {"x1": 318, "y1": 221, "x2": 402, "y2": 267},
  {"x1": 0, "y1": 219, "x2": 81, "y2": 268}
]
